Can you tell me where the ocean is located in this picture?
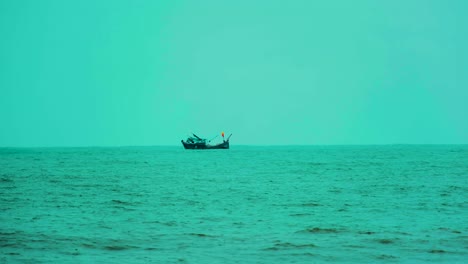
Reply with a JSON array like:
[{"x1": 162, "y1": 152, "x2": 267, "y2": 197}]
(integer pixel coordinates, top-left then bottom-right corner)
[{"x1": 1, "y1": 145, "x2": 467, "y2": 263}]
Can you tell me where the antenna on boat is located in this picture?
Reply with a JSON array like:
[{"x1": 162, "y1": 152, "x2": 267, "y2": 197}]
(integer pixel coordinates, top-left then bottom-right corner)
[{"x1": 208, "y1": 135, "x2": 218, "y2": 142}]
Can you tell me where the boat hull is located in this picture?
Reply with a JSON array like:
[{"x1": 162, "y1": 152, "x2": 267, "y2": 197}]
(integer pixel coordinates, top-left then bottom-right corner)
[{"x1": 181, "y1": 140, "x2": 229, "y2": 149}]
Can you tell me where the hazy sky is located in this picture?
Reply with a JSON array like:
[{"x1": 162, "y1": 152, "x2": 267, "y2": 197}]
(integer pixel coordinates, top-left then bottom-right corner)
[{"x1": 1, "y1": 0, "x2": 467, "y2": 146}]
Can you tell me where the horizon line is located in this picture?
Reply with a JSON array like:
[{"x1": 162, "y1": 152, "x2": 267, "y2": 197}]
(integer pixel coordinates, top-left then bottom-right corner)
[{"x1": 1, "y1": 143, "x2": 467, "y2": 149}]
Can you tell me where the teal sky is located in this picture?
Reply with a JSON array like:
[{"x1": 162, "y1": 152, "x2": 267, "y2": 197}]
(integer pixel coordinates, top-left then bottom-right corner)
[{"x1": 1, "y1": 0, "x2": 467, "y2": 146}]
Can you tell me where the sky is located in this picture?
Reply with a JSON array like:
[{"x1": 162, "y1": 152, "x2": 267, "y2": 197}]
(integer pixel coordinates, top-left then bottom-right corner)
[{"x1": 1, "y1": 0, "x2": 467, "y2": 146}]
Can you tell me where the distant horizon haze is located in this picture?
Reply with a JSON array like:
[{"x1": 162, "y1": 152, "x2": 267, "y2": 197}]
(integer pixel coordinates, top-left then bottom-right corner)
[{"x1": 1, "y1": 0, "x2": 467, "y2": 147}]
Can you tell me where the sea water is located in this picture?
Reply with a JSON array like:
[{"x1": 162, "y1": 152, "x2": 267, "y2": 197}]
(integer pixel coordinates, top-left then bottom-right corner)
[{"x1": 1, "y1": 145, "x2": 467, "y2": 263}]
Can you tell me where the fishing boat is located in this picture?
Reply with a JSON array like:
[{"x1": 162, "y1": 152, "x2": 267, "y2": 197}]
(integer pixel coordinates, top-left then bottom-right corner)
[{"x1": 181, "y1": 132, "x2": 231, "y2": 149}]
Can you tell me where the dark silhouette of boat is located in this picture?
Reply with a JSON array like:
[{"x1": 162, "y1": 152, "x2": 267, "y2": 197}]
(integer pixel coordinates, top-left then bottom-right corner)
[{"x1": 181, "y1": 133, "x2": 231, "y2": 149}]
